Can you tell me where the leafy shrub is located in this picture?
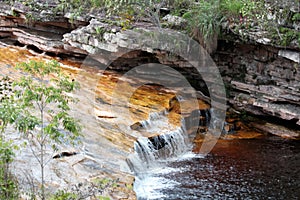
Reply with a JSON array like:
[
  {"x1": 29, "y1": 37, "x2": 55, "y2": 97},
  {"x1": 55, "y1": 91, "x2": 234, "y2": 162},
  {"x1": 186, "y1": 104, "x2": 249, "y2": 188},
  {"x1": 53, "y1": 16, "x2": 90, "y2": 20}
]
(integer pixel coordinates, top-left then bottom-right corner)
[
  {"x1": 0, "y1": 139, "x2": 19, "y2": 200},
  {"x1": 183, "y1": 0, "x2": 224, "y2": 53}
]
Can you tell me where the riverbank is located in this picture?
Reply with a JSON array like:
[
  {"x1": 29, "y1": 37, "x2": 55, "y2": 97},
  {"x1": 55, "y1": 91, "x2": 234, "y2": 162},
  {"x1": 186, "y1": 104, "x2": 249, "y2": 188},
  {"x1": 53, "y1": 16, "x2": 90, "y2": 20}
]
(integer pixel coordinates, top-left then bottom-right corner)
[
  {"x1": 0, "y1": 0, "x2": 299, "y2": 199},
  {"x1": 1, "y1": 1, "x2": 299, "y2": 139}
]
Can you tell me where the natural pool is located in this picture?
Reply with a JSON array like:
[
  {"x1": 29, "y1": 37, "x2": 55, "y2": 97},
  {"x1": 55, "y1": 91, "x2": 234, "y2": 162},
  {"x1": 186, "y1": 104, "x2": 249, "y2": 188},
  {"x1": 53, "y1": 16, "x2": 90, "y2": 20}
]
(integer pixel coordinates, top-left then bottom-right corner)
[
  {"x1": 1, "y1": 44, "x2": 299, "y2": 200},
  {"x1": 135, "y1": 137, "x2": 300, "y2": 199}
]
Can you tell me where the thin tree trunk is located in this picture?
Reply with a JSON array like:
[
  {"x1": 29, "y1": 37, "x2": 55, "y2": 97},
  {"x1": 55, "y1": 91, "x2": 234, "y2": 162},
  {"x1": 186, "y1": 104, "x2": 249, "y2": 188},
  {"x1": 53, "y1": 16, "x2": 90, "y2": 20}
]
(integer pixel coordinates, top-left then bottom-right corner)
[
  {"x1": 41, "y1": 143, "x2": 45, "y2": 200},
  {"x1": 40, "y1": 109, "x2": 45, "y2": 200}
]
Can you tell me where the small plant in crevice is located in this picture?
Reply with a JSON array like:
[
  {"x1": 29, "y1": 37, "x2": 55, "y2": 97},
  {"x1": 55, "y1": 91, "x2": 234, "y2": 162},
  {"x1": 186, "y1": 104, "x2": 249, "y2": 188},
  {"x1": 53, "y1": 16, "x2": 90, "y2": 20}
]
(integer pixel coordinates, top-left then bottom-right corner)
[
  {"x1": 292, "y1": 13, "x2": 300, "y2": 22},
  {"x1": 98, "y1": 196, "x2": 110, "y2": 200},
  {"x1": 119, "y1": 19, "x2": 132, "y2": 30},
  {"x1": 277, "y1": 27, "x2": 300, "y2": 46},
  {"x1": 25, "y1": 12, "x2": 38, "y2": 24},
  {"x1": 93, "y1": 178, "x2": 118, "y2": 190},
  {"x1": 50, "y1": 190, "x2": 78, "y2": 200},
  {"x1": 53, "y1": 178, "x2": 123, "y2": 199},
  {"x1": 95, "y1": 26, "x2": 106, "y2": 37}
]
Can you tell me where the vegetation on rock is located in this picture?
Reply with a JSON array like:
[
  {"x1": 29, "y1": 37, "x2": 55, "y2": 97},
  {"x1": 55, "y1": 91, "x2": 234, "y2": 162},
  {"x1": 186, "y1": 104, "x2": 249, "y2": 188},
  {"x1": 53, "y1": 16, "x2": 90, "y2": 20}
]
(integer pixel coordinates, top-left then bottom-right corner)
[
  {"x1": 0, "y1": 60, "x2": 81, "y2": 199},
  {"x1": 0, "y1": 77, "x2": 20, "y2": 199},
  {"x1": 0, "y1": 139, "x2": 19, "y2": 199},
  {"x1": 3, "y1": 0, "x2": 299, "y2": 48}
]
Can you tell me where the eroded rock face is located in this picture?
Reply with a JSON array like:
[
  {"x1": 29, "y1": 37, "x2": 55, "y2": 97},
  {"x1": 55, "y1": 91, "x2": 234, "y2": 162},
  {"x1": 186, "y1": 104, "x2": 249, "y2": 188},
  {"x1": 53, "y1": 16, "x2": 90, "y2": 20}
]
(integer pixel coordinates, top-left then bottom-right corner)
[
  {"x1": 0, "y1": 46, "x2": 210, "y2": 198},
  {"x1": 1, "y1": 1, "x2": 299, "y2": 140},
  {"x1": 250, "y1": 122, "x2": 300, "y2": 139},
  {"x1": 214, "y1": 40, "x2": 300, "y2": 138},
  {"x1": 0, "y1": 1, "x2": 88, "y2": 56},
  {"x1": 0, "y1": 47, "x2": 138, "y2": 199}
]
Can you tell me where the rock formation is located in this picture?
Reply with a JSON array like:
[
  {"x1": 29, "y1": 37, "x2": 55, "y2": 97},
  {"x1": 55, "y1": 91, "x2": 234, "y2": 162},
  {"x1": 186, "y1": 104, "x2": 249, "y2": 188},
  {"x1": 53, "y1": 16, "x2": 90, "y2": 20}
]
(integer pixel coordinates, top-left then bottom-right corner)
[{"x1": 1, "y1": 1, "x2": 299, "y2": 139}]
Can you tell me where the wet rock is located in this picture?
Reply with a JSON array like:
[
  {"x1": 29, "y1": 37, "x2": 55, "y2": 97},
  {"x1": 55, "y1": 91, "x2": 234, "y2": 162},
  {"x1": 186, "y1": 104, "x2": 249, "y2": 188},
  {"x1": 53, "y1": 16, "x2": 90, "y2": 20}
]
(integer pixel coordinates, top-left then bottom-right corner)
[
  {"x1": 168, "y1": 96, "x2": 180, "y2": 113},
  {"x1": 111, "y1": 190, "x2": 129, "y2": 199},
  {"x1": 223, "y1": 122, "x2": 236, "y2": 134},
  {"x1": 130, "y1": 122, "x2": 143, "y2": 130},
  {"x1": 148, "y1": 135, "x2": 167, "y2": 150},
  {"x1": 222, "y1": 130, "x2": 264, "y2": 140}
]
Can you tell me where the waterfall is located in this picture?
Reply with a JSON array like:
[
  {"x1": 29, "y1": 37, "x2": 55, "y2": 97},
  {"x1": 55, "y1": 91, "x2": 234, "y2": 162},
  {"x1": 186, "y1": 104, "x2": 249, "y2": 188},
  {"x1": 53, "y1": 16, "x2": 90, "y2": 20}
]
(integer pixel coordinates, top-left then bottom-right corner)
[
  {"x1": 126, "y1": 110, "x2": 193, "y2": 175},
  {"x1": 128, "y1": 108, "x2": 215, "y2": 199},
  {"x1": 126, "y1": 126, "x2": 190, "y2": 174},
  {"x1": 126, "y1": 107, "x2": 214, "y2": 174},
  {"x1": 139, "y1": 111, "x2": 167, "y2": 130}
]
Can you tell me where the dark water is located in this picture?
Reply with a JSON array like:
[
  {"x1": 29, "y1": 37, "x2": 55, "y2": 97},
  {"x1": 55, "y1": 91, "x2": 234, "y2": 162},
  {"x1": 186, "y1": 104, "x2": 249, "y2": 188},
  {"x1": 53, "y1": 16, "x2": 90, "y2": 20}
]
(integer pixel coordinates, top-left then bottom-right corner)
[{"x1": 155, "y1": 137, "x2": 300, "y2": 200}]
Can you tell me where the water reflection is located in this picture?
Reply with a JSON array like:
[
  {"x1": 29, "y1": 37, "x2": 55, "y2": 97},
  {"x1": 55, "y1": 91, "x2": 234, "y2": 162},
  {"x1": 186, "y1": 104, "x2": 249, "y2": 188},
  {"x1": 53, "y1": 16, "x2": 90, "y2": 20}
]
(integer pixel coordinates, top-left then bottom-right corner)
[{"x1": 158, "y1": 137, "x2": 300, "y2": 199}]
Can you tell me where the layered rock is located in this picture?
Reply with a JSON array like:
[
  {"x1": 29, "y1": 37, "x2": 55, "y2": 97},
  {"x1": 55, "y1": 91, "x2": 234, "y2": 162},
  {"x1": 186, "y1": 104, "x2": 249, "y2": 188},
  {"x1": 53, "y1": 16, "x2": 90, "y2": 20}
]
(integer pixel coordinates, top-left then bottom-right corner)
[
  {"x1": 214, "y1": 41, "x2": 300, "y2": 138},
  {"x1": 0, "y1": 46, "x2": 208, "y2": 198},
  {"x1": 0, "y1": 1, "x2": 299, "y2": 140},
  {"x1": 0, "y1": 1, "x2": 88, "y2": 56}
]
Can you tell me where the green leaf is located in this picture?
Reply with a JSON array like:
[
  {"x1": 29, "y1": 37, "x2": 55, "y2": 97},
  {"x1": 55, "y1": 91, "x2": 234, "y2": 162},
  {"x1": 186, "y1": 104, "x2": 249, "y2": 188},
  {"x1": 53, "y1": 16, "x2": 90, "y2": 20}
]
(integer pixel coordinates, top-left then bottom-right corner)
[{"x1": 1, "y1": 59, "x2": 82, "y2": 199}]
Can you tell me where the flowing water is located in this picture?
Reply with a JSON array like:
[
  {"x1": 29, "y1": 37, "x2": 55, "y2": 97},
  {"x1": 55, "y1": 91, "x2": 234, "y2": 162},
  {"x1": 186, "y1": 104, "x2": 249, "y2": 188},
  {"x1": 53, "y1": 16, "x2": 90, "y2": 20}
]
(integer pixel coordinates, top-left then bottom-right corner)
[
  {"x1": 132, "y1": 134, "x2": 300, "y2": 199},
  {"x1": 0, "y1": 44, "x2": 299, "y2": 199},
  {"x1": 129, "y1": 112, "x2": 300, "y2": 200}
]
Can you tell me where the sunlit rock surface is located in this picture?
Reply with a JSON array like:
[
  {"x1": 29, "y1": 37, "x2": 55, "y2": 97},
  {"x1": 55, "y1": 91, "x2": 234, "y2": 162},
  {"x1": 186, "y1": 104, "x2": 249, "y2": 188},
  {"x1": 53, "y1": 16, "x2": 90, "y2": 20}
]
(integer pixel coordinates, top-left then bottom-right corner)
[
  {"x1": 0, "y1": 46, "x2": 212, "y2": 198},
  {"x1": 1, "y1": 1, "x2": 300, "y2": 138}
]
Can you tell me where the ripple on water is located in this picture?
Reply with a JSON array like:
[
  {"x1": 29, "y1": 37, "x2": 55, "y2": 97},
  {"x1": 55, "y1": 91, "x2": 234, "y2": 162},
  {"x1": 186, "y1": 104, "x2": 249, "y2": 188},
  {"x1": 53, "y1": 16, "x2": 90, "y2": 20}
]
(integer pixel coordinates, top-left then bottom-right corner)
[{"x1": 154, "y1": 138, "x2": 300, "y2": 200}]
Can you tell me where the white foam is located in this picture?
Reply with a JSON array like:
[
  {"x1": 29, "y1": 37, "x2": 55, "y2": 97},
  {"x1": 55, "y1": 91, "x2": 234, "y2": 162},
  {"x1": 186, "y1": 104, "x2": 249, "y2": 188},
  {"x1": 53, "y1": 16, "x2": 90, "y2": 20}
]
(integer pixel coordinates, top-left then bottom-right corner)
[
  {"x1": 140, "y1": 111, "x2": 175, "y2": 134},
  {"x1": 128, "y1": 111, "x2": 204, "y2": 199},
  {"x1": 134, "y1": 176, "x2": 180, "y2": 200},
  {"x1": 150, "y1": 166, "x2": 182, "y2": 174}
]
